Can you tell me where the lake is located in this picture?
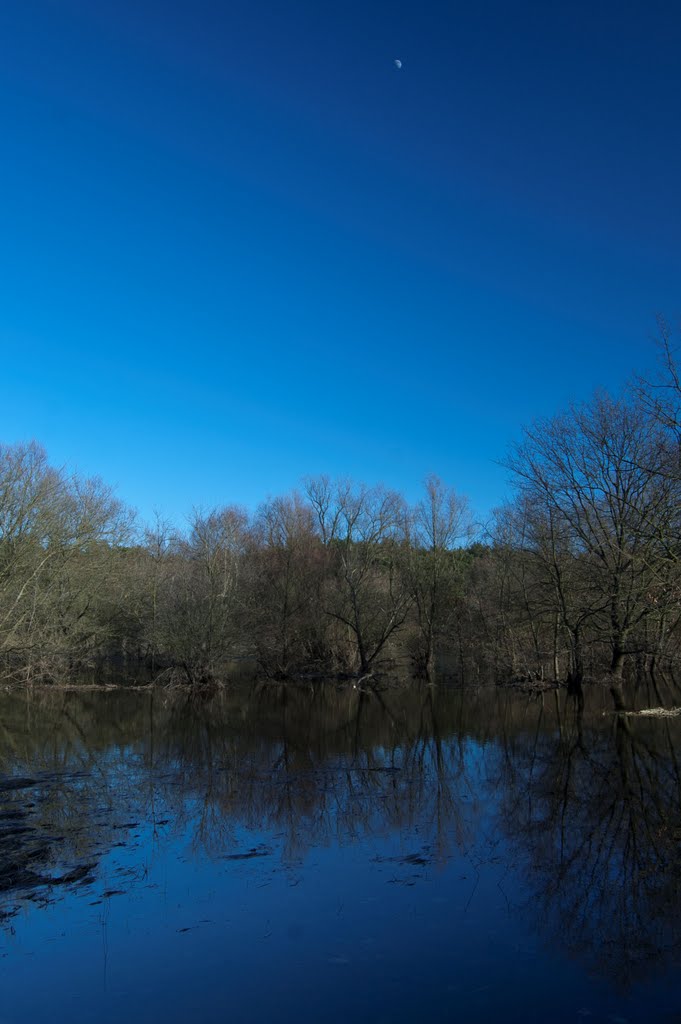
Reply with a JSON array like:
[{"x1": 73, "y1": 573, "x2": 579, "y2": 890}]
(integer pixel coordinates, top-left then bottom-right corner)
[{"x1": 1, "y1": 680, "x2": 681, "y2": 1023}]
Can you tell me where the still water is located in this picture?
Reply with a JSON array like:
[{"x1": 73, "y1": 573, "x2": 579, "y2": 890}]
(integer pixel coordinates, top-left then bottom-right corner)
[{"x1": 1, "y1": 681, "x2": 681, "y2": 1023}]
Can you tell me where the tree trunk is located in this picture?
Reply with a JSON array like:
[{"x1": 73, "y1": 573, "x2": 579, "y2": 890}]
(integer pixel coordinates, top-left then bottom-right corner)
[{"x1": 610, "y1": 645, "x2": 626, "y2": 678}]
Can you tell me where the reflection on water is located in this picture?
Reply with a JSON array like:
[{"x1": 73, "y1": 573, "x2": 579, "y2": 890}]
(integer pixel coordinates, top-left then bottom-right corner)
[
  {"x1": 1, "y1": 682, "x2": 681, "y2": 1022},
  {"x1": 494, "y1": 697, "x2": 681, "y2": 983}
]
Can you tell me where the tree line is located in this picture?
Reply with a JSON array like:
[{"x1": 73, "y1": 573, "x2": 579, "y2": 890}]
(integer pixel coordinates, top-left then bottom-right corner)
[{"x1": 1, "y1": 331, "x2": 680, "y2": 688}]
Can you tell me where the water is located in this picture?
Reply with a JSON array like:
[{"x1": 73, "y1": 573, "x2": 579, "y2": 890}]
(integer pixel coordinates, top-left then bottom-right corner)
[{"x1": 1, "y1": 682, "x2": 680, "y2": 1022}]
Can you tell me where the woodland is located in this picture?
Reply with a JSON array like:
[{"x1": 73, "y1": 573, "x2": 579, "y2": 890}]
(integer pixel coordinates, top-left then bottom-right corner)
[{"x1": 2, "y1": 332, "x2": 680, "y2": 693}]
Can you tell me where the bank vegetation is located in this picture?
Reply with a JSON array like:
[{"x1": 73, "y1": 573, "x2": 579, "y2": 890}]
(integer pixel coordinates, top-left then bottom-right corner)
[{"x1": 2, "y1": 331, "x2": 680, "y2": 691}]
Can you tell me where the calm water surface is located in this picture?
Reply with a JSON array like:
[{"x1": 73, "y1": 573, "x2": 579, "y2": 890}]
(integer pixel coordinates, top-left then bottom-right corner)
[{"x1": 1, "y1": 682, "x2": 681, "y2": 1023}]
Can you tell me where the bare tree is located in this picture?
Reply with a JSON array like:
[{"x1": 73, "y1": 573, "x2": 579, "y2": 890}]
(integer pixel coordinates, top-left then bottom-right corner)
[
  {"x1": 306, "y1": 478, "x2": 412, "y2": 676},
  {"x1": 505, "y1": 390, "x2": 681, "y2": 682},
  {"x1": 406, "y1": 475, "x2": 472, "y2": 679},
  {"x1": 248, "y1": 492, "x2": 326, "y2": 676},
  {"x1": 169, "y1": 505, "x2": 249, "y2": 683}
]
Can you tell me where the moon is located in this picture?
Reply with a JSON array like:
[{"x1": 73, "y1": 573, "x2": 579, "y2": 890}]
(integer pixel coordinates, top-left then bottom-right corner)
[{"x1": 394, "y1": 59, "x2": 402, "y2": 69}]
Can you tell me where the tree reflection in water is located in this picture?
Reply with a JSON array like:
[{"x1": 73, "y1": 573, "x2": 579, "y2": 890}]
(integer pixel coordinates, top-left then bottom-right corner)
[
  {"x1": 1, "y1": 681, "x2": 681, "y2": 993},
  {"x1": 492, "y1": 686, "x2": 681, "y2": 983}
]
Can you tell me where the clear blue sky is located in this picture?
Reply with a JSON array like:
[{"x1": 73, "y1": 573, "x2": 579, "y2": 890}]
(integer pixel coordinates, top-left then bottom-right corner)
[{"x1": 1, "y1": 1, "x2": 680, "y2": 526}]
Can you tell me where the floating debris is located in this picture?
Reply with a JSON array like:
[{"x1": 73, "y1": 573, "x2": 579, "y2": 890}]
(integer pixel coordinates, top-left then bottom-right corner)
[
  {"x1": 625, "y1": 707, "x2": 681, "y2": 716},
  {"x1": 606, "y1": 707, "x2": 681, "y2": 717}
]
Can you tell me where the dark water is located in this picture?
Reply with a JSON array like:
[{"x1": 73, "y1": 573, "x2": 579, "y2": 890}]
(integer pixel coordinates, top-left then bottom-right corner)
[{"x1": 1, "y1": 681, "x2": 681, "y2": 1023}]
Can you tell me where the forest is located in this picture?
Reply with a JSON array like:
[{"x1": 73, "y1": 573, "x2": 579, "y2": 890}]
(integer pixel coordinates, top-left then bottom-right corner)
[{"x1": 1, "y1": 332, "x2": 680, "y2": 692}]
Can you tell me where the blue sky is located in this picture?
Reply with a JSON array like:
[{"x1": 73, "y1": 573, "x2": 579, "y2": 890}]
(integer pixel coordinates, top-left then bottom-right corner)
[{"x1": 1, "y1": 0, "x2": 680, "y2": 526}]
